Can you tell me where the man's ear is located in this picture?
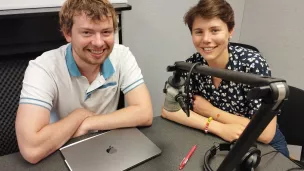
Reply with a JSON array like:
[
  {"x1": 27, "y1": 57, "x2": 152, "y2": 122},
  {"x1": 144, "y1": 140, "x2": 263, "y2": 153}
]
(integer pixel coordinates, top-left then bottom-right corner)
[{"x1": 63, "y1": 30, "x2": 72, "y2": 43}]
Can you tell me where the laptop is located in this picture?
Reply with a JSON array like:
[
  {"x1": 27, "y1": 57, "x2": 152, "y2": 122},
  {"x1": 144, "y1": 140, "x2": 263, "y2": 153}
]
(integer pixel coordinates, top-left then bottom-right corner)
[{"x1": 60, "y1": 128, "x2": 162, "y2": 171}]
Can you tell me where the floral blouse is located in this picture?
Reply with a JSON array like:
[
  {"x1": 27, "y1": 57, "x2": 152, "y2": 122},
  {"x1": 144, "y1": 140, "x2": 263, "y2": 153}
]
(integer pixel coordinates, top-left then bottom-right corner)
[{"x1": 182, "y1": 43, "x2": 271, "y2": 119}]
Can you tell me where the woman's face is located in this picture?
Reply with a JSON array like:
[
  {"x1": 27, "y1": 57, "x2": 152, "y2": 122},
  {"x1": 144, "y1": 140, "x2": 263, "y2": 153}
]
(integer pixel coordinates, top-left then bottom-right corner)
[{"x1": 192, "y1": 16, "x2": 233, "y2": 62}]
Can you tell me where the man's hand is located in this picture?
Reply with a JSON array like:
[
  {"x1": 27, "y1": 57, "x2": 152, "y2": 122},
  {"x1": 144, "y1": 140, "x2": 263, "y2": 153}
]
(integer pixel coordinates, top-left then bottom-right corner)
[
  {"x1": 72, "y1": 108, "x2": 94, "y2": 138},
  {"x1": 218, "y1": 123, "x2": 245, "y2": 142},
  {"x1": 193, "y1": 95, "x2": 215, "y2": 117},
  {"x1": 73, "y1": 120, "x2": 89, "y2": 138}
]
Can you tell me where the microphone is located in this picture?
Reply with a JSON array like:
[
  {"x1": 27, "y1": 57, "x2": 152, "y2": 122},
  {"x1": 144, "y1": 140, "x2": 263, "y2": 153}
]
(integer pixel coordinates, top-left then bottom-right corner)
[
  {"x1": 163, "y1": 72, "x2": 190, "y2": 117},
  {"x1": 176, "y1": 93, "x2": 189, "y2": 117}
]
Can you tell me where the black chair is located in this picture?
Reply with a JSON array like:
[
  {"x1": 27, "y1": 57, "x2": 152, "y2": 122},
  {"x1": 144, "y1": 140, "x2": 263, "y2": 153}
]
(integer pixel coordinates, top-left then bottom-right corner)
[
  {"x1": 0, "y1": 58, "x2": 30, "y2": 156},
  {"x1": 230, "y1": 42, "x2": 260, "y2": 52},
  {"x1": 278, "y1": 86, "x2": 304, "y2": 164}
]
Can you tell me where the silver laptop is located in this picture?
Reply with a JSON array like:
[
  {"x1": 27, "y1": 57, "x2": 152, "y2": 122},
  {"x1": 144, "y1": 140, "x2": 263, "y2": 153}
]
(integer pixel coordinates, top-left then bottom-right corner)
[{"x1": 60, "y1": 128, "x2": 162, "y2": 171}]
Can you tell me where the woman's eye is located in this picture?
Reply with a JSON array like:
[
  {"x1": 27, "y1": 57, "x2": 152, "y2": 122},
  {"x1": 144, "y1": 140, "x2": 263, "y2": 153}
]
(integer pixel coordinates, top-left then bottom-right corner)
[
  {"x1": 104, "y1": 31, "x2": 113, "y2": 35},
  {"x1": 195, "y1": 31, "x2": 202, "y2": 34}
]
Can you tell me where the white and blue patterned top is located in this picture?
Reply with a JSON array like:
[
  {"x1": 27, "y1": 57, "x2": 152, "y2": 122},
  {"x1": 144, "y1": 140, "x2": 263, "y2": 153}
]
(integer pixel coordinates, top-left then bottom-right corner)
[{"x1": 183, "y1": 43, "x2": 271, "y2": 119}]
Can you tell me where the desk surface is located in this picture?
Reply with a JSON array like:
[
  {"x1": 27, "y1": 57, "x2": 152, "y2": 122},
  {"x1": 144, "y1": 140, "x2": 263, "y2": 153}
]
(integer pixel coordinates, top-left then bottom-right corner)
[{"x1": 0, "y1": 117, "x2": 299, "y2": 171}]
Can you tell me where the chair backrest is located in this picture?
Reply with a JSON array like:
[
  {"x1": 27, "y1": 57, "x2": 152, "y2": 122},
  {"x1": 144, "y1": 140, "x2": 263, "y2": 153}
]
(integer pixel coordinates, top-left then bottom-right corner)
[
  {"x1": 230, "y1": 42, "x2": 260, "y2": 52},
  {"x1": 0, "y1": 58, "x2": 29, "y2": 156},
  {"x1": 278, "y1": 85, "x2": 304, "y2": 146},
  {"x1": 117, "y1": 91, "x2": 125, "y2": 110}
]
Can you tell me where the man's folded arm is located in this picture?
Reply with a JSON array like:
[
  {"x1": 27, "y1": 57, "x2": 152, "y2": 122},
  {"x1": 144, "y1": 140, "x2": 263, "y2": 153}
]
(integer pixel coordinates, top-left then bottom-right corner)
[
  {"x1": 15, "y1": 104, "x2": 91, "y2": 164},
  {"x1": 80, "y1": 83, "x2": 153, "y2": 131}
]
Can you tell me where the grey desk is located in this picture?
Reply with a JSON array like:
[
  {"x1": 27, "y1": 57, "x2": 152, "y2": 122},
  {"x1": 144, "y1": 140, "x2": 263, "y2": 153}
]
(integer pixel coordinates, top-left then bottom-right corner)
[{"x1": 0, "y1": 117, "x2": 300, "y2": 171}]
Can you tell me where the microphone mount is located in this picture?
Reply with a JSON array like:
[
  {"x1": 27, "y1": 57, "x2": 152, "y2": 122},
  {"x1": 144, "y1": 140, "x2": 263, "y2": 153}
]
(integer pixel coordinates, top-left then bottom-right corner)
[
  {"x1": 165, "y1": 61, "x2": 289, "y2": 171},
  {"x1": 163, "y1": 66, "x2": 189, "y2": 116}
]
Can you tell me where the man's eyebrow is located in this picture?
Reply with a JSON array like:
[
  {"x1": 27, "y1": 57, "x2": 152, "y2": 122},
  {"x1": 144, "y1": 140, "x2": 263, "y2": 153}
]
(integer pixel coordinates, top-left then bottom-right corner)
[{"x1": 78, "y1": 27, "x2": 94, "y2": 31}]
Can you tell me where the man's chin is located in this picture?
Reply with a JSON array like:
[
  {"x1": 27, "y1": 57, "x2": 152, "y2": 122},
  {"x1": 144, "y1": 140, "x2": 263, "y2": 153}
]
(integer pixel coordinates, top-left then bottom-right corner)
[{"x1": 90, "y1": 58, "x2": 107, "y2": 65}]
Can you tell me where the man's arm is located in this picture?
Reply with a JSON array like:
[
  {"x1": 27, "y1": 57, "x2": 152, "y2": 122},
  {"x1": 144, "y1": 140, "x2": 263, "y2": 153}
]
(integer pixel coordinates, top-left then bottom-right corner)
[
  {"x1": 15, "y1": 105, "x2": 92, "y2": 164},
  {"x1": 73, "y1": 84, "x2": 153, "y2": 135}
]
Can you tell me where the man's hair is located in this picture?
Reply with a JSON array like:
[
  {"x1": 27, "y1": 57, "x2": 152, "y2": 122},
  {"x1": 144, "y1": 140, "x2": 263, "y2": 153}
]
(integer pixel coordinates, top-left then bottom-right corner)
[
  {"x1": 184, "y1": 0, "x2": 235, "y2": 32},
  {"x1": 59, "y1": 0, "x2": 118, "y2": 34}
]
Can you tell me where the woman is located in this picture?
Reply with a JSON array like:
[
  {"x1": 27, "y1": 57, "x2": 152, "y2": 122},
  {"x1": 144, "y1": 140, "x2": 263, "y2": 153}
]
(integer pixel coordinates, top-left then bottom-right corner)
[{"x1": 161, "y1": 0, "x2": 289, "y2": 157}]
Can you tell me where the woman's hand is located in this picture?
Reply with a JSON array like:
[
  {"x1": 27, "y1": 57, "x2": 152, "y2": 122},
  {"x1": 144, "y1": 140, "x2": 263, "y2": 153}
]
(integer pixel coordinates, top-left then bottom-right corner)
[
  {"x1": 193, "y1": 95, "x2": 215, "y2": 117},
  {"x1": 218, "y1": 123, "x2": 245, "y2": 142}
]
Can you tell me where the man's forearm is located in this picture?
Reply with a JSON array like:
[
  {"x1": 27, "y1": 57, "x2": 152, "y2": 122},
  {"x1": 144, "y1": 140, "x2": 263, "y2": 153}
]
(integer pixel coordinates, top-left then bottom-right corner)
[
  {"x1": 83, "y1": 105, "x2": 152, "y2": 131},
  {"x1": 19, "y1": 111, "x2": 89, "y2": 164}
]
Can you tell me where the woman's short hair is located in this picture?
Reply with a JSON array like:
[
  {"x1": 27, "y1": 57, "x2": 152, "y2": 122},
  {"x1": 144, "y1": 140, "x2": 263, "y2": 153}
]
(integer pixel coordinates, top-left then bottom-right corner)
[{"x1": 184, "y1": 0, "x2": 235, "y2": 32}]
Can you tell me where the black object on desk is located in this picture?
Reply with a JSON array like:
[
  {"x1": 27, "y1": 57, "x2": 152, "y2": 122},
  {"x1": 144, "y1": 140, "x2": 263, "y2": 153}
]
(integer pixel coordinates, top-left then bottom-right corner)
[{"x1": 0, "y1": 117, "x2": 299, "y2": 171}]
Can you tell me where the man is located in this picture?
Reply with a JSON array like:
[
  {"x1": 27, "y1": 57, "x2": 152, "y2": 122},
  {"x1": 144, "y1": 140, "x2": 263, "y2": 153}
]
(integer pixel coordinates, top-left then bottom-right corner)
[{"x1": 15, "y1": 0, "x2": 153, "y2": 164}]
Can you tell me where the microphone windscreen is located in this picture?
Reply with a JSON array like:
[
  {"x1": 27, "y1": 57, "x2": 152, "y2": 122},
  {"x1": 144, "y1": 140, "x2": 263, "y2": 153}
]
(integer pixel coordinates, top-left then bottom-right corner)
[{"x1": 163, "y1": 86, "x2": 181, "y2": 112}]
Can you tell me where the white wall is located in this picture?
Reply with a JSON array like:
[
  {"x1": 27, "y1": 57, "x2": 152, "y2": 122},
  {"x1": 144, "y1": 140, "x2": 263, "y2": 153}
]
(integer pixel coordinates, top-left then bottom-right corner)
[
  {"x1": 240, "y1": 0, "x2": 304, "y2": 89},
  {"x1": 122, "y1": 0, "x2": 246, "y2": 116},
  {"x1": 228, "y1": 0, "x2": 246, "y2": 42}
]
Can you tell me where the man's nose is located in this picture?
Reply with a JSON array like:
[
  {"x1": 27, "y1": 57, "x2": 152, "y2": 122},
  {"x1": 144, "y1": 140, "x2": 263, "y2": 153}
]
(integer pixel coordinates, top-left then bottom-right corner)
[{"x1": 92, "y1": 34, "x2": 104, "y2": 47}]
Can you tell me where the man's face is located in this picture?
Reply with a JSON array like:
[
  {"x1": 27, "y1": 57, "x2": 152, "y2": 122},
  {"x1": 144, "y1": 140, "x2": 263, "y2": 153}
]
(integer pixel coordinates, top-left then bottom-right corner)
[
  {"x1": 64, "y1": 12, "x2": 115, "y2": 66},
  {"x1": 191, "y1": 16, "x2": 233, "y2": 62}
]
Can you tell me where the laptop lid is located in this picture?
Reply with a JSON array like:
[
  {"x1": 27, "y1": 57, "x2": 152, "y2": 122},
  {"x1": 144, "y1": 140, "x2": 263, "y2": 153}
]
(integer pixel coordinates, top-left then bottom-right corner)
[{"x1": 60, "y1": 128, "x2": 162, "y2": 171}]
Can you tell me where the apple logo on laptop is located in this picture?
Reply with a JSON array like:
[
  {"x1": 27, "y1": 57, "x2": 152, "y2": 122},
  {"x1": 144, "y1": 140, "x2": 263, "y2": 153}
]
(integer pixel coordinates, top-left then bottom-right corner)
[{"x1": 106, "y1": 146, "x2": 117, "y2": 154}]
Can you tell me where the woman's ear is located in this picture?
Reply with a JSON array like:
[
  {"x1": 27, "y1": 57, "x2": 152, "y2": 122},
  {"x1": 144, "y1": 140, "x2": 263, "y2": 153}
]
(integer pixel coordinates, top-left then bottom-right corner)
[{"x1": 229, "y1": 28, "x2": 235, "y2": 39}]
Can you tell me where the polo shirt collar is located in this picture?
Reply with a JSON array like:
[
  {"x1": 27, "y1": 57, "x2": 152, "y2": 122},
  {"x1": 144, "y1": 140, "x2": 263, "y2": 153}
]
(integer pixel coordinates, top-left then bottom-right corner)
[{"x1": 65, "y1": 44, "x2": 115, "y2": 79}]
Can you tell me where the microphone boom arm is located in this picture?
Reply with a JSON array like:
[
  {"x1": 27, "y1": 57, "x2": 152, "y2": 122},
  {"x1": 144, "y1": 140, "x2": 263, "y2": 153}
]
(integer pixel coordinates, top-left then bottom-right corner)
[{"x1": 166, "y1": 61, "x2": 289, "y2": 171}]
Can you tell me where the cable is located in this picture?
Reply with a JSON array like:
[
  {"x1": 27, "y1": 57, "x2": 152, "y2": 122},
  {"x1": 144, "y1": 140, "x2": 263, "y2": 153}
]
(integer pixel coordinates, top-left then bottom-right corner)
[
  {"x1": 260, "y1": 151, "x2": 304, "y2": 171},
  {"x1": 261, "y1": 150, "x2": 278, "y2": 158},
  {"x1": 185, "y1": 62, "x2": 201, "y2": 110},
  {"x1": 203, "y1": 145, "x2": 219, "y2": 171},
  {"x1": 289, "y1": 159, "x2": 304, "y2": 170},
  {"x1": 287, "y1": 168, "x2": 304, "y2": 171}
]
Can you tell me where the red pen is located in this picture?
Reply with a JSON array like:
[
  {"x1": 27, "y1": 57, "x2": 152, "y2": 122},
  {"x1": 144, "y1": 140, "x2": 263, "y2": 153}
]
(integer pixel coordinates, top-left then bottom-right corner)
[{"x1": 179, "y1": 144, "x2": 197, "y2": 170}]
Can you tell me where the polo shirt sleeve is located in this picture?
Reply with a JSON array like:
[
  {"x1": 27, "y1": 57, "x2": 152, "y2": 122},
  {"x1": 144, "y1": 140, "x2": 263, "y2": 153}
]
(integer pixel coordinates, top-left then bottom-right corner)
[
  {"x1": 244, "y1": 53, "x2": 272, "y2": 118},
  {"x1": 119, "y1": 47, "x2": 144, "y2": 94},
  {"x1": 19, "y1": 60, "x2": 56, "y2": 111}
]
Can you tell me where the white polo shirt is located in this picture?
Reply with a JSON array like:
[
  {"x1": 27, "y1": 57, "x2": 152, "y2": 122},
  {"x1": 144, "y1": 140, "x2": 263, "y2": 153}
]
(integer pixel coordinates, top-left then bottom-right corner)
[{"x1": 19, "y1": 43, "x2": 144, "y2": 120}]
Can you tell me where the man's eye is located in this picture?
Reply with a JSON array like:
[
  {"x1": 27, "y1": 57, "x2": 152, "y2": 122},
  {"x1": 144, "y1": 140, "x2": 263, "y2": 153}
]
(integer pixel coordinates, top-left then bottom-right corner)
[
  {"x1": 212, "y1": 29, "x2": 219, "y2": 33},
  {"x1": 83, "y1": 31, "x2": 91, "y2": 35}
]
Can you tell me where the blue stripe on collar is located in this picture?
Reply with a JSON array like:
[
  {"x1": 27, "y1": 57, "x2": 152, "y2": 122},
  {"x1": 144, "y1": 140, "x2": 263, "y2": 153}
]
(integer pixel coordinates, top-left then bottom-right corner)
[
  {"x1": 102, "y1": 57, "x2": 115, "y2": 80},
  {"x1": 66, "y1": 44, "x2": 81, "y2": 77},
  {"x1": 66, "y1": 44, "x2": 115, "y2": 79}
]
